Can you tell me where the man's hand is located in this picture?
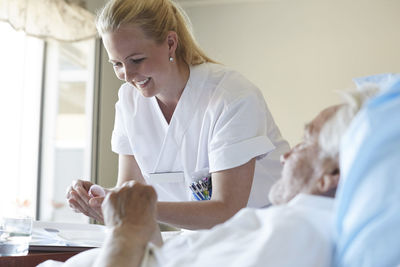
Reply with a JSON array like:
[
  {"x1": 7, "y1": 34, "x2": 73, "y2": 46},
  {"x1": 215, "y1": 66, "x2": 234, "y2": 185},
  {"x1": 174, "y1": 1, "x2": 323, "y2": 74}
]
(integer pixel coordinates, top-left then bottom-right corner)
[
  {"x1": 94, "y1": 182, "x2": 160, "y2": 267},
  {"x1": 102, "y1": 181, "x2": 159, "y2": 242},
  {"x1": 66, "y1": 179, "x2": 104, "y2": 222}
]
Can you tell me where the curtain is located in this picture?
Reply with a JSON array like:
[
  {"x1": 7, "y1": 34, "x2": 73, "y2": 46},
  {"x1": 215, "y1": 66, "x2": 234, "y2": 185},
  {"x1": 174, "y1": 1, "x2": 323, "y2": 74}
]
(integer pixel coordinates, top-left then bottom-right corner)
[{"x1": 0, "y1": 0, "x2": 97, "y2": 42}]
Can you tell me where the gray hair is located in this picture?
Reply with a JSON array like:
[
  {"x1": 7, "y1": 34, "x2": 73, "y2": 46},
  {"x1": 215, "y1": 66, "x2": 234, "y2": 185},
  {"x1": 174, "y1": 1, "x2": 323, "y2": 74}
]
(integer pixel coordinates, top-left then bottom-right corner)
[{"x1": 318, "y1": 85, "x2": 380, "y2": 160}]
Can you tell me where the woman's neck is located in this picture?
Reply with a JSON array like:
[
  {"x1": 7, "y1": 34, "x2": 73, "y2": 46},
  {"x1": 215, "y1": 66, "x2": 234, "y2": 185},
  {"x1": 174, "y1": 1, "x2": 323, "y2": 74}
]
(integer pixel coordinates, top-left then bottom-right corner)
[{"x1": 156, "y1": 60, "x2": 190, "y2": 123}]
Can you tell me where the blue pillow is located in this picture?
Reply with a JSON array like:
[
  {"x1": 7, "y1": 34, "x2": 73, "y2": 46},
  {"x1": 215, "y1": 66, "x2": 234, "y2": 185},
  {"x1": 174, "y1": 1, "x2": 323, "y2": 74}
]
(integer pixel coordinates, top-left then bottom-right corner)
[
  {"x1": 334, "y1": 76, "x2": 400, "y2": 266},
  {"x1": 352, "y1": 73, "x2": 400, "y2": 91}
]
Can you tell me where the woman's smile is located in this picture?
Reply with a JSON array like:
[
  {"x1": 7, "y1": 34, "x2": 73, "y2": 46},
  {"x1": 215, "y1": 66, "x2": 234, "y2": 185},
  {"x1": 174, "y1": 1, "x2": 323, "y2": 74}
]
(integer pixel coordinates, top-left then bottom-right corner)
[{"x1": 135, "y1": 77, "x2": 151, "y2": 88}]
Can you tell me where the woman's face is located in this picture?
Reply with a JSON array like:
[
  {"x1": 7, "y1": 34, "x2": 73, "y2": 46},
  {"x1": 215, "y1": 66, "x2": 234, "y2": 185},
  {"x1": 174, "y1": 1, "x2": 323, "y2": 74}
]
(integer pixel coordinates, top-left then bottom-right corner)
[{"x1": 102, "y1": 24, "x2": 173, "y2": 98}]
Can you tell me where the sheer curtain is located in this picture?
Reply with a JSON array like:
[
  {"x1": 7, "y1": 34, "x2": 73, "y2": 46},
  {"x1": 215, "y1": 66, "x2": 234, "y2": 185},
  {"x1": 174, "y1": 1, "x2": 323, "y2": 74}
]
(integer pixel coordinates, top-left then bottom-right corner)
[
  {"x1": 0, "y1": 0, "x2": 97, "y2": 220},
  {"x1": 0, "y1": 22, "x2": 43, "y2": 218},
  {"x1": 0, "y1": 0, "x2": 97, "y2": 42}
]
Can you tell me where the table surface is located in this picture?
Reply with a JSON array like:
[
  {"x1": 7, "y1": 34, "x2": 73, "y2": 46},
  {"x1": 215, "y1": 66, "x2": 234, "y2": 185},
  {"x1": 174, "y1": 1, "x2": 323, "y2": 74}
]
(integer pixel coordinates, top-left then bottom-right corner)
[{"x1": 0, "y1": 251, "x2": 80, "y2": 267}]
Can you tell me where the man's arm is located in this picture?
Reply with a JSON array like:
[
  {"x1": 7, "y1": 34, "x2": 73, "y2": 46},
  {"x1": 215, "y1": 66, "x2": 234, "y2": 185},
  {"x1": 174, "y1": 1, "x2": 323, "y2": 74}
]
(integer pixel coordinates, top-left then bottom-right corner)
[
  {"x1": 95, "y1": 226, "x2": 149, "y2": 267},
  {"x1": 94, "y1": 183, "x2": 162, "y2": 267}
]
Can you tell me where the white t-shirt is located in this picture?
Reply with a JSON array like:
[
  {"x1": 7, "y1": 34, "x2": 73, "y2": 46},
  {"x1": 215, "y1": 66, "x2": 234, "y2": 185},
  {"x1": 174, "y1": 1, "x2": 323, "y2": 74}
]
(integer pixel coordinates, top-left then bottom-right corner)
[
  {"x1": 143, "y1": 194, "x2": 334, "y2": 267},
  {"x1": 112, "y1": 63, "x2": 289, "y2": 207}
]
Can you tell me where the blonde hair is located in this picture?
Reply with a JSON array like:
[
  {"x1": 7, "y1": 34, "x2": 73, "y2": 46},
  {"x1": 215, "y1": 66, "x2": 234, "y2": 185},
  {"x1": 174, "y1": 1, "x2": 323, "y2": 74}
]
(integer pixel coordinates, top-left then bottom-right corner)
[{"x1": 96, "y1": 0, "x2": 216, "y2": 65}]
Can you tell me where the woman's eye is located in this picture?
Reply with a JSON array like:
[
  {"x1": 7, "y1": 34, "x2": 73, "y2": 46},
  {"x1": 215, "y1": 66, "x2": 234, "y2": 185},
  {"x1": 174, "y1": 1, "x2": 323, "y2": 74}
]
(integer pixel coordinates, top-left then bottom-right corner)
[
  {"x1": 112, "y1": 62, "x2": 122, "y2": 68},
  {"x1": 129, "y1": 58, "x2": 145, "y2": 64}
]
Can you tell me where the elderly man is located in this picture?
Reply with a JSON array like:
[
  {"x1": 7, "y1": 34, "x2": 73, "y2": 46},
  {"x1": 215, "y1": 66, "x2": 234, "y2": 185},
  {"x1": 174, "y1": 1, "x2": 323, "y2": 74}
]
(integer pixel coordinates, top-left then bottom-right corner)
[{"x1": 42, "y1": 92, "x2": 365, "y2": 267}]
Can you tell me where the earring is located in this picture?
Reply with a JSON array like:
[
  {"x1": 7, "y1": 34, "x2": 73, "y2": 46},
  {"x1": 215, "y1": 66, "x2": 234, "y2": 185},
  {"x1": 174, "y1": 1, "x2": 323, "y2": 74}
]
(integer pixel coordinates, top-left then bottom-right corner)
[{"x1": 169, "y1": 56, "x2": 174, "y2": 62}]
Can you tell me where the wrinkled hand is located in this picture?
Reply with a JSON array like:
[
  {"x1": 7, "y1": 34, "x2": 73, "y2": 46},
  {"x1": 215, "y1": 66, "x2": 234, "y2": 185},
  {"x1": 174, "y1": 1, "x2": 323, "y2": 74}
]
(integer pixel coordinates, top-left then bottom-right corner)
[
  {"x1": 102, "y1": 181, "x2": 158, "y2": 241},
  {"x1": 66, "y1": 180, "x2": 105, "y2": 222}
]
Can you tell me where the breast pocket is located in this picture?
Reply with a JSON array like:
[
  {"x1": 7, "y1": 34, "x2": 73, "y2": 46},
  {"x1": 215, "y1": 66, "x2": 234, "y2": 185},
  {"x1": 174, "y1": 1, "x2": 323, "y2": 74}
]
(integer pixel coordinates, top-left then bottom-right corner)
[{"x1": 146, "y1": 172, "x2": 188, "y2": 201}]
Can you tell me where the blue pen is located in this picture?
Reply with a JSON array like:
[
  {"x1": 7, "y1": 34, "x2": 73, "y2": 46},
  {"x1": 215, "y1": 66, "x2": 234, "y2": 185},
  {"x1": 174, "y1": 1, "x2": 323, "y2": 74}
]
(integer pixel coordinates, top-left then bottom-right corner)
[
  {"x1": 194, "y1": 182, "x2": 206, "y2": 200},
  {"x1": 189, "y1": 184, "x2": 201, "y2": 200},
  {"x1": 190, "y1": 183, "x2": 205, "y2": 200},
  {"x1": 191, "y1": 191, "x2": 201, "y2": 200}
]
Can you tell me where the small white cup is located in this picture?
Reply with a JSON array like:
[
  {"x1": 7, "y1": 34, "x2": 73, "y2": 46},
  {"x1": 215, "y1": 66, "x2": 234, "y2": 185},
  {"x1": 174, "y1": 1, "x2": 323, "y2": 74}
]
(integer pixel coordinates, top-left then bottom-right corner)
[{"x1": 0, "y1": 217, "x2": 33, "y2": 256}]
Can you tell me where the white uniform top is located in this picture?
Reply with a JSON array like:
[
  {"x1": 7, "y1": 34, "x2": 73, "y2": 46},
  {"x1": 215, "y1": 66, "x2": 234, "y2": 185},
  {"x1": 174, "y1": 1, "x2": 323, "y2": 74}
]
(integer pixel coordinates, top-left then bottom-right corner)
[{"x1": 112, "y1": 63, "x2": 289, "y2": 207}]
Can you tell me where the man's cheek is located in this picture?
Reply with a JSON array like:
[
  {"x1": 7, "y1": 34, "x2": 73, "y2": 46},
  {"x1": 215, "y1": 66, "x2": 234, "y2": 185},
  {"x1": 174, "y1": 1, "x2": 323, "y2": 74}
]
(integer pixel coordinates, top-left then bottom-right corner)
[{"x1": 268, "y1": 181, "x2": 285, "y2": 205}]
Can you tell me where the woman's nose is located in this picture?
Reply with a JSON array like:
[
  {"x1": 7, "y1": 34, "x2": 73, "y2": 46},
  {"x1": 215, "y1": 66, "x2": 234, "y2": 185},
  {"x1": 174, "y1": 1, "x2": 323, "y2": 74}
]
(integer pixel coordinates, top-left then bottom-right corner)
[
  {"x1": 115, "y1": 66, "x2": 130, "y2": 82},
  {"x1": 124, "y1": 67, "x2": 135, "y2": 83}
]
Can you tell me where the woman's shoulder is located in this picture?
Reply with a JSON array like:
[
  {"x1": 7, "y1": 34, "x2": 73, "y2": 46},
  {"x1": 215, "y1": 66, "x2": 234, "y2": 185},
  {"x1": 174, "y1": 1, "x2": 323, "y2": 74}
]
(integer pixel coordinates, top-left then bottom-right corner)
[
  {"x1": 195, "y1": 62, "x2": 246, "y2": 81},
  {"x1": 118, "y1": 82, "x2": 135, "y2": 96},
  {"x1": 117, "y1": 82, "x2": 143, "y2": 101},
  {"x1": 115, "y1": 83, "x2": 146, "y2": 111},
  {"x1": 196, "y1": 63, "x2": 262, "y2": 102}
]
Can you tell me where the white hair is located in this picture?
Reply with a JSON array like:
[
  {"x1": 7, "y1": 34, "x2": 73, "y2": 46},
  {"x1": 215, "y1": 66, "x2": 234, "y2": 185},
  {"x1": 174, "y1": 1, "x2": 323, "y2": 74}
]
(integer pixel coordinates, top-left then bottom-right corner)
[{"x1": 318, "y1": 85, "x2": 380, "y2": 160}]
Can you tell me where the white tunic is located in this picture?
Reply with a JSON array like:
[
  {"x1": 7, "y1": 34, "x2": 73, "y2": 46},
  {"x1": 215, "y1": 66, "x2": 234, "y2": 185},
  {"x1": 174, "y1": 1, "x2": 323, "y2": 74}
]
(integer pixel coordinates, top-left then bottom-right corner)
[{"x1": 112, "y1": 63, "x2": 289, "y2": 207}]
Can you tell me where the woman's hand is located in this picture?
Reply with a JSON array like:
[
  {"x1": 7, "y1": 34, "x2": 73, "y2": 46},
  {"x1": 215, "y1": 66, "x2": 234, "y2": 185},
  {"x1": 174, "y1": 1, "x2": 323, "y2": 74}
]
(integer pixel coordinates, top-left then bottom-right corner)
[{"x1": 66, "y1": 179, "x2": 105, "y2": 222}]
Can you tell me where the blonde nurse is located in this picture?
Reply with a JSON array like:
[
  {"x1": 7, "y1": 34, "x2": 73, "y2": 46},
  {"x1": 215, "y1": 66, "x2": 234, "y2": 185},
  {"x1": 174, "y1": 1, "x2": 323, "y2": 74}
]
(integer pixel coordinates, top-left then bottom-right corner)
[{"x1": 66, "y1": 0, "x2": 289, "y2": 230}]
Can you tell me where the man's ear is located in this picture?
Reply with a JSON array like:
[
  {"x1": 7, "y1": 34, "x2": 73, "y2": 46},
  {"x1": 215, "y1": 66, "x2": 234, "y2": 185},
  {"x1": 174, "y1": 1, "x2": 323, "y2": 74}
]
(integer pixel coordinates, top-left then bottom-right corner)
[{"x1": 316, "y1": 169, "x2": 340, "y2": 193}]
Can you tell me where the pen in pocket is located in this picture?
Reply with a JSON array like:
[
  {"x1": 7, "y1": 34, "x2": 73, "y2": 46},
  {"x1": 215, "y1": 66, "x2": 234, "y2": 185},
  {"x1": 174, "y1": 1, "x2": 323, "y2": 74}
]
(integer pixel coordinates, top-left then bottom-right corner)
[
  {"x1": 189, "y1": 183, "x2": 205, "y2": 200},
  {"x1": 189, "y1": 178, "x2": 211, "y2": 201}
]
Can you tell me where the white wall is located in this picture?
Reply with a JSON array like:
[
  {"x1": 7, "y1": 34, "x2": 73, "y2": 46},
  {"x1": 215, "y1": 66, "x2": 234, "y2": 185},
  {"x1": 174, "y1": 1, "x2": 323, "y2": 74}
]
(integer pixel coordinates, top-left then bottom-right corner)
[
  {"x1": 95, "y1": 44, "x2": 122, "y2": 188},
  {"x1": 85, "y1": 0, "x2": 400, "y2": 186},
  {"x1": 86, "y1": 0, "x2": 121, "y2": 188},
  {"x1": 180, "y1": 0, "x2": 400, "y2": 145}
]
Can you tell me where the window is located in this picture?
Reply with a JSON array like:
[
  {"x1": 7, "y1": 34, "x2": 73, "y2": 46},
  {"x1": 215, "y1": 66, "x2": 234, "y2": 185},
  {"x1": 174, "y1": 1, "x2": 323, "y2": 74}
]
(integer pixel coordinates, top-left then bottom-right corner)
[
  {"x1": 39, "y1": 39, "x2": 95, "y2": 223},
  {"x1": 0, "y1": 22, "x2": 43, "y2": 218},
  {"x1": 0, "y1": 22, "x2": 96, "y2": 223}
]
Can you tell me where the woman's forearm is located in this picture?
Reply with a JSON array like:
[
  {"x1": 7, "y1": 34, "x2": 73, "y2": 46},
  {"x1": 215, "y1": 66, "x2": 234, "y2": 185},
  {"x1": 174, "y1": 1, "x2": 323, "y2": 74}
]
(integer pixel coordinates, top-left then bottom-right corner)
[
  {"x1": 157, "y1": 160, "x2": 255, "y2": 230},
  {"x1": 157, "y1": 200, "x2": 243, "y2": 230},
  {"x1": 117, "y1": 155, "x2": 146, "y2": 187}
]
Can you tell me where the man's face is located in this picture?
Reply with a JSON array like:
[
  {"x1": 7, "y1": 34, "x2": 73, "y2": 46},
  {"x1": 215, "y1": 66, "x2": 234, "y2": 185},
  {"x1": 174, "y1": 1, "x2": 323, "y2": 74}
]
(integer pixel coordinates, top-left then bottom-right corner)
[{"x1": 269, "y1": 106, "x2": 340, "y2": 205}]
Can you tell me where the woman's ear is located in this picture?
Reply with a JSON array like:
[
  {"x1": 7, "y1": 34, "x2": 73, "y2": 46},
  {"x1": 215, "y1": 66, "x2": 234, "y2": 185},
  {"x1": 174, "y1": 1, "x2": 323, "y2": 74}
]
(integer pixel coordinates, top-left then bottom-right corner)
[{"x1": 166, "y1": 31, "x2": 178, "y2": 55}]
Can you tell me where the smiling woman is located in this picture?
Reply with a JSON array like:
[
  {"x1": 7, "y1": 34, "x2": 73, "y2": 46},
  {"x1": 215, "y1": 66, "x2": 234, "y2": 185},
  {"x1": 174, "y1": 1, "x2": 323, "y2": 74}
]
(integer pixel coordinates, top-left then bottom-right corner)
[{"x1": 66, "y1": 0, "x2": 290, "y2": 231}]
